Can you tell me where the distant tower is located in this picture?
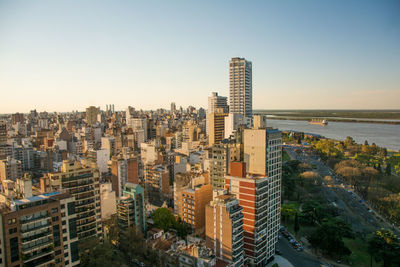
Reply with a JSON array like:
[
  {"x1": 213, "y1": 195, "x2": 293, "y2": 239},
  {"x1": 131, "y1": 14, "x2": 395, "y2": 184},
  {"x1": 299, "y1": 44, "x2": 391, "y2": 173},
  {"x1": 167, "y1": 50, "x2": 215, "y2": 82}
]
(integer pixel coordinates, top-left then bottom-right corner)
[
  {"x1": 171, "y1": 102, "x2": 176, "y2": 113},
  {"x1": 207, "y1": 92, "x2": 228, "y2": 113},
  {"x1": 229, "y1": 57, "x2": 252, "y2": 120}
]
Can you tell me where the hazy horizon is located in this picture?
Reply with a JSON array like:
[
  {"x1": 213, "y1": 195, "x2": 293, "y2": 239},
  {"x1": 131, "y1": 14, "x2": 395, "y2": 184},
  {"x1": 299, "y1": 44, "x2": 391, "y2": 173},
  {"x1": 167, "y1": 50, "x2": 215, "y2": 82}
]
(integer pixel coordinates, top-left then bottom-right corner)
[{"x1": 1, "y1": 0, "x2": 399, "y2": 113}]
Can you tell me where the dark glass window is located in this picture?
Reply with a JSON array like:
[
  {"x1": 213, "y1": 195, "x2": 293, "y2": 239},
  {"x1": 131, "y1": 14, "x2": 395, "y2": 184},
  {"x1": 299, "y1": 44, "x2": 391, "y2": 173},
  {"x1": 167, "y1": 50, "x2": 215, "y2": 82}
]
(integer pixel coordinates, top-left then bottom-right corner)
[
  {"x1": 71, "y1": 241, "x2": 79, "y2": 262},
  {"x1": 69, "y1": 218, "x2": 77, "y2": 239},
  {"x1": 10, "y1": 237, "x2": 19, "y2": 262},
  {"x1": 67, "y1": 202, "x2": 75, "y2": 215},
  {"x1": 53, "y1": 225, "x2": 61, "y2": 247}
]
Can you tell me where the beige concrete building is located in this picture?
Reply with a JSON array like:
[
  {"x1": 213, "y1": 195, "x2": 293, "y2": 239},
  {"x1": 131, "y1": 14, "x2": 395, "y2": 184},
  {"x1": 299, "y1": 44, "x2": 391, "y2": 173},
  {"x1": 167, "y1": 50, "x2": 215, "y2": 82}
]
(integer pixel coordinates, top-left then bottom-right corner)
[
  {"x1": 0, "y1": 157, "x2": 22, "y2": 182},
  {"x1": 210, "y1": 141, "x2": 241, "y2": 190},
  {"x1": 86, "y1": 106, "x2": 99, "y2": 126},
  {"x1": 205, "y1": 194, "x2": 244, "y2": 266},
  {"x1": 41, "y1": 160, "x2": 102, "y2": 240},
  {"x1": 0, "y1": 191, "x2": 79, "y2": 266},
  {"x1": 225, "y1": 128, "x2": 282, "y2": 266},
  {"x1": 229, "y1": 57, "x2": 252, "y2": 120},
  {"x1": 207, "y1": 108, "x2": 228, "y2": 146},
  {"x1": 100, "y1": 182, "x2": 117, "y2": 220},
  {"x1": 253, "y1": 115, "x2": 267, "y2": 130},
  {"x1": 175, "y1": 176, "x2": 212, "y2": 234},
  {"x1": 0, "y1": 121, "x2": 7, "y2": 146}
]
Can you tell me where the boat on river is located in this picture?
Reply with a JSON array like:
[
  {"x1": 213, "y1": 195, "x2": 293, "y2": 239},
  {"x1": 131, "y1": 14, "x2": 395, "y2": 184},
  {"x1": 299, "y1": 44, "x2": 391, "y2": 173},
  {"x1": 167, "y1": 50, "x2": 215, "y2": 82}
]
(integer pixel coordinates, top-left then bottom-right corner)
[{"x1": 309, "y1": 119, "x2": 328, "y2": 126}]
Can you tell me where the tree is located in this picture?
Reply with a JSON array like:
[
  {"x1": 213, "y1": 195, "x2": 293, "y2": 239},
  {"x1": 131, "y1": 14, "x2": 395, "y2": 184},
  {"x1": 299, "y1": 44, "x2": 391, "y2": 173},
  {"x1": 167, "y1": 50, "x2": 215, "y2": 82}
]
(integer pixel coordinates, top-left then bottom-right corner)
[
  {"x1": 281, "y1": 204, "x2": 297, "y2": 223},
  {"x1": 152, "y1": 208, "x2": 176, "y2": 231},
  {"x1": 308, "y1": 219, "x2": 353, "y2": 257},
  {"x1": 80, "y1": 237, "x2": 125, "y2": 267},
  {"x1": 386, "y1": 163, "x2": 392, "y2": 176},
  {"x1": 119, "y1": 225, "x2": 147, "y2": 263},
  {"x1": 314, "y1": 139, "x2": 342, "y2": 159},
  {"x1": 344, "y1": 136, "x2": 355, "y2": 147},
  {"x1": 368, "y1": 229, "x2": 400, "y2": 267}
]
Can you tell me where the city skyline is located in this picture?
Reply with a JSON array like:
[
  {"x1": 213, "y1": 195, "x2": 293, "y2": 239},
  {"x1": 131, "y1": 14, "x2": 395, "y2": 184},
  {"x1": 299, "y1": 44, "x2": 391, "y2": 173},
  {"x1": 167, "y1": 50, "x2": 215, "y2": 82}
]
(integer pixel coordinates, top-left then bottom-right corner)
[{"x1": 1, "y1": 0, "x2": 400, "y2": 113}]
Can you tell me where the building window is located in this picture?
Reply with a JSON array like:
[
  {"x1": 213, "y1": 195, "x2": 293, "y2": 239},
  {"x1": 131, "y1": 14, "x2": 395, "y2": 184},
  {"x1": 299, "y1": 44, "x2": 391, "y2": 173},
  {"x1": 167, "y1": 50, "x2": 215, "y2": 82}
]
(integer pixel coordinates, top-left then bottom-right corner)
[
  {"x1": 51, "y1": 207, "x2": 58, "y2": 214},
  {"x1": 55, "y1": 250, "x2": 62, "y2": 255},
  {"x1": 69, "y1": 218, "x2": 77, "y2": 239},
  {"x1": 10, "y1": 237, "x2": 19, "y2": 262},
  {"x1": 68, "y1": 202, "x2": 75, "y2": 215},
  {"x1": 71, "y1": 241, "x2": 79, "y2": 262},
  {"x1": 8, "y1": 228, "x2": 17, "y2": 234},
  {"x1": 53, "y1": 225, "x2": 61, "y2": 247}
]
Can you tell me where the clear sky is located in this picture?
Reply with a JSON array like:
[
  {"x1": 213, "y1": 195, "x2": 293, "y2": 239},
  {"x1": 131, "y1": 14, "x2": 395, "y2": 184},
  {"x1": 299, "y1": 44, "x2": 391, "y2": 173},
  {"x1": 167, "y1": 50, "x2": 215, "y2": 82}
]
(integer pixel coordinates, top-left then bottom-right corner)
[{"x1": 0, "y1": 0, "x2": 399, "y2": 113}]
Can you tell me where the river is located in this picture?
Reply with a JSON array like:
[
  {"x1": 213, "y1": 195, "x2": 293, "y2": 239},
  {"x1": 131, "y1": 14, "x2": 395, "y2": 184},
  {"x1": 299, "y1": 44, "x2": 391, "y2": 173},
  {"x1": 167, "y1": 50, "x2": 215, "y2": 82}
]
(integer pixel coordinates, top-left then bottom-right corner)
[{"x1": 266, "y1": 119, "x2": 400, "y2": 151}]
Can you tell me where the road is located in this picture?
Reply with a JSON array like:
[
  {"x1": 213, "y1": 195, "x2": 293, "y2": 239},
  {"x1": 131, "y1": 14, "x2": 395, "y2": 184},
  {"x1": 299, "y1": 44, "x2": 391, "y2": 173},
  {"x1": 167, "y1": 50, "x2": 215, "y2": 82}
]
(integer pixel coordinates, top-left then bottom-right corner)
[
  {"x1": 276, "y1": 237, "x2": 321, "y2": 267},
  {"x1": 284, "y1": 144, "x2": 399, "y2": 236}
]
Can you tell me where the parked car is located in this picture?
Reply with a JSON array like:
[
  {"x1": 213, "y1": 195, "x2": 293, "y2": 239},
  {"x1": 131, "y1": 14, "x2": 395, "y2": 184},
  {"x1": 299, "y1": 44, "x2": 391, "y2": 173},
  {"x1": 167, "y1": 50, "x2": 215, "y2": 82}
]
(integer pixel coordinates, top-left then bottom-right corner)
[{"x1": 275, "y1": 249, "x2": 282, "y2": 255}]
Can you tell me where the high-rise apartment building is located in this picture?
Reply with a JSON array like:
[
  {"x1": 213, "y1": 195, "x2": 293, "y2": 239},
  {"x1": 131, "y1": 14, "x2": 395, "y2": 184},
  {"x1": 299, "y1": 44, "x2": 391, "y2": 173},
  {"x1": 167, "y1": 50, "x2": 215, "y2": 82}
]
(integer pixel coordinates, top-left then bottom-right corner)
[
  {"x1": 207, "y1": 108, "x2": 228, "y2": 146},
  {"x1": 86, "y1": 106, "x2": 99, "y2": 126},
  {"x1": 253, "y1": 115, "x2": 267, "y2": 130},
  {"x1": 243, "y1": 128, "x2": 282, "y2": 177},
  {"x1": 0, "y1": 121, "x2": 7, "y2": 146},
  {"x1": 42, "y1": 160, "x2": 102, "y2": 240},
  {"x1": 144, "y1": 165, "x2": 170, "y2": 204},
  {"x1": 176, "y1": 181, "x2": 212, "y2": 234},
  {"x1": 0, "y1": 157, "x2": 23, "y2": 182},
  {"x1": 171, "y1": 102, "x2": 176, "y2": 113},
  {"x1": 111, "y1": 155, "x2": 139, "y2": 198},
  {"x1": 117, "y1": 183, "x2": 146, "y2": 233},
  {"x1": 210, "y1": 141, "x2": 241, "y2": 190},
  {"x1": 208, "y1": 92, "x2": 228, "y2": 114},
  {"x1": 205, "y1": 194, "x2": 245, "y2": 267},
  {"x1": 0, "y1": 191, "x2": 79, "y2": 266},
  {"x1": 229, "y1": 57, "x2": 252, "y2": 121},
  {"x1": 225, "y1": 128, "x2": 282, "y2": 266},
  {"x1": 11, "y1": 113, "x2": 24, "y2": 125}
]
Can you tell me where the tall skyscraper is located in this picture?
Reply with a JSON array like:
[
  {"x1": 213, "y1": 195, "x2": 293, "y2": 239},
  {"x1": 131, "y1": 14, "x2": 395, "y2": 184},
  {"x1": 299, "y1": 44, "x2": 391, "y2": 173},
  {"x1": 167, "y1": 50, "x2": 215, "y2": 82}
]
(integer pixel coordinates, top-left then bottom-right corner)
[{"x1": 229, "y1": 57, "x2": 252, "y2": 121}]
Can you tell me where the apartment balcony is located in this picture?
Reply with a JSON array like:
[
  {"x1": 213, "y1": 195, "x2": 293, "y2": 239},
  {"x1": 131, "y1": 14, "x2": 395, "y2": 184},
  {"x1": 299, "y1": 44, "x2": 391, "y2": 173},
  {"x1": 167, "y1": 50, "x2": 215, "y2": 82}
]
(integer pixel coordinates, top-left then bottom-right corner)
[
  {"x1": 23, "y1": 247, "x2": 54, "y2": 264},
  {"x1": 231, "y1": 213, "x2": 243, "y2": 222},
  {"x1": 232, "y1": 241, "x2": 243, "y2": 251},
  {"x1": 20, "y1": 214, "x2": 50, "y2": 225},
  {"x1": 75, "y1": 198, "x2": 95, "y2": 208},
  {"x1": 22, "y1": 239, "x2": 53, "y2": 254},
  {"x1": 21, "y1": 222, "x2": 51, "y2": 234},
  {"x1": 21, "y1": 232, "x2": 53, "y2": 244},
  {"x1": 232, "y1": 221, "x2": 243, "y2": 230},
  {"x1": 229, "y1": 206, "x2": 243, "y2": 216},
  {"x1": 232, "y1": 234, "x2": 243, "y2": 245},
  {"x1": 62, "y1": 173, "x2": 93, "y2": 183},
  {"x1": 232, "y1": 247, "x2": 243, "y2": 258},
  {"x1": 75, "y1": 193, "x2": 95, "y2": 202},
  {"x1": 233, "y1": 228, "x2": 243, "y2": 236}
]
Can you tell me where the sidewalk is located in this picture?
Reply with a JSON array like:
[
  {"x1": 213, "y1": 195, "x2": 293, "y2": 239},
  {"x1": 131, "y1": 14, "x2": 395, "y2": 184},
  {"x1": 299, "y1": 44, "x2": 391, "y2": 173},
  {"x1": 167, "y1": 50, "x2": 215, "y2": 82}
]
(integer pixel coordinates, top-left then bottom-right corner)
[{"x1": 267, "y1": 255, "x2": 294, "y2": 267}]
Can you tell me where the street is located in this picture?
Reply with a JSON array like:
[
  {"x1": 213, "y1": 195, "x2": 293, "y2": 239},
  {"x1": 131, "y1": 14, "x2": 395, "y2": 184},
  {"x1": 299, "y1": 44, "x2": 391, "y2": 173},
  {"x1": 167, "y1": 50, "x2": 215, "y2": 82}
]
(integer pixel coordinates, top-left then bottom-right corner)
[
  {"x1": 276, "y1": 237, "x2": 321, "y2": 267},
  {"x1": 284, "y1": 144, "x2": 399, "y2": 236}
]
